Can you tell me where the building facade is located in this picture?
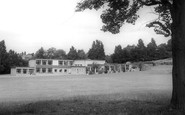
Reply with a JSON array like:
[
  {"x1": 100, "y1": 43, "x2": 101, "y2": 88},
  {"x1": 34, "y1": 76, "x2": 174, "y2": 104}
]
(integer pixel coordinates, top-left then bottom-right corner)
[
  {"x1": 11, "y1": 59, "x2": 138, "y2": 76},
  {"x1": 11, "y1": 59, "x2": 106, "y2": 76}
]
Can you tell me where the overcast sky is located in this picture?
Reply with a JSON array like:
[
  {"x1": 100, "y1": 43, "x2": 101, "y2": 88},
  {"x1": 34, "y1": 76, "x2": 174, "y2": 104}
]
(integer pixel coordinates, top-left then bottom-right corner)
[{"x1": 0, "y1": 0, "x2": 170, "y2": 55}]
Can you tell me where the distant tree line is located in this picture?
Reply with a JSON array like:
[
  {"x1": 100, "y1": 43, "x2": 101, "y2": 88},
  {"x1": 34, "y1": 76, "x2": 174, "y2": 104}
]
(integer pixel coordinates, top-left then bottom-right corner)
[
  {"x1": 0, "y1": 38, "x2": 171, "y2": 74},
  {"x1": 0, "y1": 40, "x2": 28, "y2": 74},
  {"x1": 34, "y1": 40, "x2": 106, "y2": 60},
  {"x1": 110, "y1": 38, "x2": 172, "y2": 63}
]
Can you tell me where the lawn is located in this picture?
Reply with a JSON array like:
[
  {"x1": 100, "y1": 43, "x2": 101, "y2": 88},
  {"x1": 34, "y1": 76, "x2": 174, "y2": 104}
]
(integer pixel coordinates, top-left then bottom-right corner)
[{"x1": 0, "y1": 65, "x2": 179, "y2": 115}]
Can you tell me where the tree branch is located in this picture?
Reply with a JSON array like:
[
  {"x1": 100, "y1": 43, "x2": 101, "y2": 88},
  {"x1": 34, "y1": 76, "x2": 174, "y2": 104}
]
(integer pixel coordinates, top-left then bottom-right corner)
[{"x1": 138, "y1": 0, "x2": 163, "y2": 6}]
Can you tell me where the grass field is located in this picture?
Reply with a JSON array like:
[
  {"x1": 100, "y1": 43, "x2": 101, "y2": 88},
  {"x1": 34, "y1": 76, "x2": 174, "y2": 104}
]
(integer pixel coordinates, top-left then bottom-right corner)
[{"x1": 0, "y1": 65, "x2": 180, "y2": 115}]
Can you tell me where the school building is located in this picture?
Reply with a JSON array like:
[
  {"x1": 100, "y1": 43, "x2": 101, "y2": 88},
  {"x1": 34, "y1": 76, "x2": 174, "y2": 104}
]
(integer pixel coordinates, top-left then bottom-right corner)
[{"x1": 11, "y1": 59, "x2": 106, "y2": 76}]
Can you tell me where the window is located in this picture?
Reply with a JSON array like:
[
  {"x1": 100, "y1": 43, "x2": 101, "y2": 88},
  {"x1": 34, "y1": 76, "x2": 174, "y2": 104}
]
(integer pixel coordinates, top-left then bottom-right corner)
[
  {"x1": 29, "y1": 69, "x2": 34, "y2": 74},
  {"x1": 55, "y1": 69, "x2": 57, "y2": 72},
  {"x1": 48, "y1": 68, "x2": 52, "y2": 73},
  {"x1": 48, "y1": 60, "x2": 53, "y2": 65},
  {"x1": 59, "y1": 61, "x2": 63, "y2": 65},
  {"x1": 69, "y1": 61, "x2": 73, "y2": 66},
  {"x1": 23, "y1": 69, "x2": 27, "y2": 74},
  {"x1": 16, "y1": 69, "x2": 21, "y2": 73},
  {"x1": 36, "y1": 68, "x2": 40, "y2": 73},
  {"x1": 64, "y1": 61, "x2": 68, "y2": 66},
  {"x1": 64, "y1": 69, "x2": 67, "y2": 73},
  {"x1": 59, "y1": 69, "x2": 62, "y2": 72},
  {"x1": 42, "y1": 60, "x2": 47, "y2": 65},
  {"x1": 42, "y1": 68, "x2": 46, "y2": 73},
  {"x1": 126, "y1": 65, "x2": 129, "y2": 70},
  {"x1": 75, "y1": 64, "x2": 82, "y2": 66},
  {"x1": 36, "y1": 60, "x2": 41, "y2": 65}
]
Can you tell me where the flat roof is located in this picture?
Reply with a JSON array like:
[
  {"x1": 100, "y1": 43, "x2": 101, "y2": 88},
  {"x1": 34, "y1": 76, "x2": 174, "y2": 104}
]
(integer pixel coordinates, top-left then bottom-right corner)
[
  {"x1": 36, "y1": 65, "x2": 72, "y2": 68},
  {"x1": 34, "y1": 59, "x2": 73, "y2": 61},
  {"x1": 12, "y1": 67, "x2": 35, "y2": 69}
]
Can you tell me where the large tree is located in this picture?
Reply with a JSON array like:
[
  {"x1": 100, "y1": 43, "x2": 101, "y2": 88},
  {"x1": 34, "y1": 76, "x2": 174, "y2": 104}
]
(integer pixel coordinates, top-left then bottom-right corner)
[
  {"x1": 0, "y1": 40, "x2": 8, "y2": 74},
  {"x1": 46, "y1": 47, "x2": 57, "y2": 59},
  {"x1": 55, "y1": 49, "x2": 67, "y2": 59},
  {"x1": 88, "y1": 40, "x2": 105, "y2": 60},
  {"x1": 112, "y1": 45, "x2": 124, "y2": 63},
  {"x1": 77, "y1": 49, "x2": 87, "y2": 59},
  {"x1": 147, "y1": 38, "x2": 158, "y2": 60},
  {"x1": 76, "y1": 0, "x2": 185, "y2": 110},
  {"x1": 34, "y1": 47, "x2": 46, "y2": 59},
  {"x1": 67, "y1": 46, "x2": 78, "y2": 60},
  {"x1": 136, "y1": 39, "x2": 147, "y2": 61},
  {"x1": 0, "y1": 41, "x2": 28, "y2": 74}
]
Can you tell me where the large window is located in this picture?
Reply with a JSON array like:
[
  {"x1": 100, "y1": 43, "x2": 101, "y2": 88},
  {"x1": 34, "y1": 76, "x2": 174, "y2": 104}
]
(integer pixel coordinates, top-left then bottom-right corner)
[
  {"x1": 48, "y1": 68, "x2": 52, "y2": 73},
  {"x1": 48, "y1": 60, "x2": 52, "y2": 65},
  {"x1": 36, "y1": 68, "x2": 40, "y2": 73},
  {"x1": 54, "y1": 69, "x2": 57, "y2": 72},
  {"x1": 36, "y1": 60, "x2": 41, "y2": 65},
  {"x1": 64, "y1": 61, "x2": 68, "y2": 66},
  {"x1": 29, "y1": 69, "x2": 34, "y2": 75},
  {"x1": 16, "y1": 69, "x2": 21, "y2": 73},
  {"x1": 59, "y1": 69, "x2": 62, "y2": 72},
  {"x1": 69, "y1": 61, "x2": 73, "y2": 66},
  {"x1": 23, "y1": 69, "x2": 27, "y2": 74},
  {"x1": 42, "y1": 68, "x2": 46, "y2": 73},
  {"x1": 42, "y1": 60, "x2": 47, "y2": 65},
  {"x1": 59, "y1": 61, "x2": 63, "y2": 65}
]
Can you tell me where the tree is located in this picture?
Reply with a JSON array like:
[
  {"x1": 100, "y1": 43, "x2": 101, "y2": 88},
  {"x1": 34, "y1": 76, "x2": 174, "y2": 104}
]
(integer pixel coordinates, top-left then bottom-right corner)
[
  {"x1": 34, "y1": 47, "x2": 46, "y2": 59},
  {"x1": 105, "y1": 55, "x2": 113, "y2": 63},
  {"x1": 157, "y1": 43, "x2": 171, "y2": 59},
  {"x1": 147, "y1": 38, "x2": 158, "y2": 60},
  {"x1": 0, "y1": 41, "x2": 28, "y2": 74},
  {"x1": 136, "y1": 39, "x2": 147, "y2": 61},
  {"x1": 137, "y1": 39, "x2": 145, "y2": 50},
  {"x1": 67, "y1": 46, "x2": 78, "y2": 60},
  {"x1": 147, "y1": 38, "x2": 157, "y2": 49},
  {"x1": 122, "y1": 48, "x2": 132, "y2": 62},
  {"x1": 54, "y1": 49, "x2": 67, "y2": 59},
  {"x1": 7, "y1": 50, "x2": 28, "y2": 71},
  {"x1": 124, "y1": 45, "x2": 136, "y2": 62},
  {"x1": 46, "y1": 47, "x2": 57, "y2": 59},
  {"x1": 76, "y1": 0, "x2": 185, "y2": 109},
  {"x1": 0, "y1": 40, "x2": 8, "y2": 74},
  {"x1": 77, "y1": 49, "x2": 87, "y2": 59},
  {"x1": 112, "y1": 45, "x2": 124, "y2": 63},
  {"x1": 167, "y1": 38, "x2": 172, "y2": 51},
  {"x1": 88, "y1": 40, "x2": 105, "y2": 60}
]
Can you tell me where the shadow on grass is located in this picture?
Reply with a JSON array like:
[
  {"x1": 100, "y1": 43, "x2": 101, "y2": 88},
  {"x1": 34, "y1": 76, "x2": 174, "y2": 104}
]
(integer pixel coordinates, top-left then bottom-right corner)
[{"x1": 0, "y1": 96, "x2": 184, "y2": 115}]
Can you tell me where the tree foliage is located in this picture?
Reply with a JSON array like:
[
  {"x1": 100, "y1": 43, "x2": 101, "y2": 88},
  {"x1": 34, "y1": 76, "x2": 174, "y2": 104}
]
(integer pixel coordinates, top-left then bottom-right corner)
[
  {"x1": 88, "y1": 40, "x2": 105, "y2": 60},
  {"x1": 67, "y1": 46, "x2": 78, "y2": 60},
  {"x1": 111, "y1": 38, "x2": 171, "y2": 63},
  {"x1": 46, "y1": 47, "x2": 57, "y2": 59},
  {"x1": 76, "y1": 0, "x2": 172, "y2": 37},
  {"x1": 77, "y1": 49, "x2": 87, "y2": 59},
  {"x1": 0, "y1": 40, "x2": 8, "y2": 73},
  {"x1": 112, "y1": 45, "x2": 124, "y2": 63},
  {"x1": 146, "y1": 38, "x2": 158, "y2": 60},
  {"x1": 34, "y1": 47, "x2": 46, "y2": 59},
  {"x1": 0, "y1": 40, "x2": 28, "y2": 74},
  {"x1": 55, "y1": 49, "x2": 67, "y2": 59}
]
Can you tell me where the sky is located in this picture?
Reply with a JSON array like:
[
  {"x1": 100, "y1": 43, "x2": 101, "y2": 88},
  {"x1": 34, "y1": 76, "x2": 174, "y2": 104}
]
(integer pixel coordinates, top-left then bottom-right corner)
[{"x1": 0, "y1": 0, "x2": 170, "y2": 55}]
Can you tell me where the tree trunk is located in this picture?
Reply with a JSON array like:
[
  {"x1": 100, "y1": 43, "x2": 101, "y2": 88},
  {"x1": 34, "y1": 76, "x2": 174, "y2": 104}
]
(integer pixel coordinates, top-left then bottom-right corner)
[{"x1": 171, "y1": 0, "x2": 185, "y2": 109}]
